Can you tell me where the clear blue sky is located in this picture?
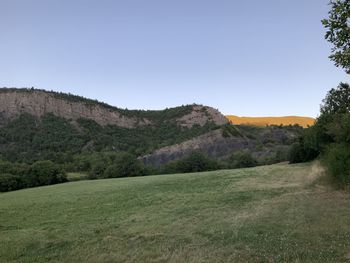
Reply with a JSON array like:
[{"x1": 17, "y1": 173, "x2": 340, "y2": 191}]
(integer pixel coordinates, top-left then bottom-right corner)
[{"x1": 1, "y1": 0, "x2": 349, "y2": 117}]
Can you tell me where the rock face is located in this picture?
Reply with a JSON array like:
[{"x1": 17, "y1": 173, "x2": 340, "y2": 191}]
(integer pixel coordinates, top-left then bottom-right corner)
[
  {"x1": 177, "y1": 105, "x2": 228, "y2": 128},
  {"x1": 0, "y1": 89, "x2": 228, "y2": 128},
  {"x1": 0, "y1": 89, "x2": 148, "y2": 127}
]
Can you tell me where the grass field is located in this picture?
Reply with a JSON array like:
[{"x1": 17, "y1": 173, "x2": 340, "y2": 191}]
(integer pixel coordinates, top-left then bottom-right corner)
[{"x1": 1, "y1": 162, "x2": 350, "y2": 262}]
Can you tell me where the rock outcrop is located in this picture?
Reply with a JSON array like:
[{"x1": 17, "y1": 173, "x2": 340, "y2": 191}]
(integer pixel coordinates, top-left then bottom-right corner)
[
  {"x1": 0, "y1": 89, "x2": 228, "y2": 128},
  {"x1": 0, "y1": 89, "x2": 148, "y2": 127},
  {"x1": 177, "y1": 105, "x2": 228, "y2": 128}
]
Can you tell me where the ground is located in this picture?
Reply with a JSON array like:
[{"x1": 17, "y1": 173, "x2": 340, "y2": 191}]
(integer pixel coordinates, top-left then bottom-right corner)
[{"x1": 1, "y1": 162, "x2": 350, "y2": 262}]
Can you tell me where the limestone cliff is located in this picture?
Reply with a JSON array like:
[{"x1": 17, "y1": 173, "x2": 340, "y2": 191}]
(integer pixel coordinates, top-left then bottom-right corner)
[{"x1": 0, "y1": 88, "x2": 228, "y2": 128}]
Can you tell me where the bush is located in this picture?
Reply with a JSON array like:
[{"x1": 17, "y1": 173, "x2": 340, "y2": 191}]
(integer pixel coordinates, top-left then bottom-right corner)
[
  {"x1": 163, "y1": 152, "x2": 219, "y2": 174},
  {"x1": 103, "y1": 165, "x2": 123, "y2": 178},
  {"x1": 109, "y1": 154, "x2": 145, "y2": 178},
  {"x1": 89, "y1": 161, "x2": 107, "y2": 179},
  {"x1": 288, "y1": 143, "x2": 306, "y2": 164},
  {"x1": 323, "y1": 143, "x2": 350, "y2": 187},
  {"x1": 89, "y1": 153, "x2": 145, "y2": 179},
  {"x1": 288, "y1": 126, "x2": 320, "y2": 164},
  {"x1": 0, "y1": 173, "x2": 23, "y2": 192},
  {"x1": 27, "y1": 161, "x2": 67, "y2": 187},
  {"x1": 229, "y1": 151, "x2": 257, "y2": 169}
]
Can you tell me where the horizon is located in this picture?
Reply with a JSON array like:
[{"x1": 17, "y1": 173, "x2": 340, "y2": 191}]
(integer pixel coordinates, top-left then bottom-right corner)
[{"x1": 1, "y1": 0, "x2": 349, "y2": 117}]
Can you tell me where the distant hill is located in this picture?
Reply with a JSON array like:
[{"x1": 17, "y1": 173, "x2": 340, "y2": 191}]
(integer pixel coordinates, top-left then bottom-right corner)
[{"x1": 226, "y1": 115, "x2": 315, "y2": 128}]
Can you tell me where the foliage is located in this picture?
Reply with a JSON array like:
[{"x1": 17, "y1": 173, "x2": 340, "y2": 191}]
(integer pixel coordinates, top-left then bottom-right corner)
[
  {"x1": 0, "y1": 160, "x2": 67, "y2": 192},
  {"x1": 222, "y1": 123, "x2": 243, "y2": 137},
  {"x1": 0, "y1": 111, "x2": 218, "y2": 164},
  {"x1": 289, "y1": 81, "x2": 350, "y2": 186},
  {"x1": 322, "y1": 0, "x2": 350, "y2": 73},
  {"x1": 229, "y1": 151, "x2": 258, "y2": 168},
  {"x1": 320, "y1": 82, "x2": 350, "y2": 115},
  {"x1": 288, "y1": 127, "x2": 321, "y2": 164},
  {"x1": 104, "y1": 154, "x2": 145, "y2": 178},
  {"x1": 85, "y1": 152, "x2": 146, "y2": 179},
  {"x1": 162, "y1": 152, "x2": 219, "y2": 174},
  {"x1": 323, "y1": 143, "x2": 350, "y2": 186},
  {"x1": 27, "y1": 161, "x2": 67, "y2": 186},
  {"x1": 320, "y1": 113, "x2": 350, "y2": 186},
  {"x1": 0, "y1": 174, "x2": 23, "y2": 192}
]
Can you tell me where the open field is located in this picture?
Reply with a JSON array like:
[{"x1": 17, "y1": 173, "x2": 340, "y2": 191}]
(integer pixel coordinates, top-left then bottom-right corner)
[{"x1": 1, "y1": 162, "x2": 350, "y2": 262}]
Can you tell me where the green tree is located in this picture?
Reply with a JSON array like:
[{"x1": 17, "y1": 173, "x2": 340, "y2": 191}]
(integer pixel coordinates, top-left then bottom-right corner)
[
  {"x1": 162, "y1": 152, "x2": 219, "y2": 174},
  {"x1": 27, "y1": 161, "x2": 67, "y2": 186},
  {"x1": 320, "y1": 82, "x2": 350, "y2": 115},
  {"x1": 99, "y1": 154, "x2": 145, "y2": 178},
  {"x1": 322, "y1": 0, "x2": 350, "y2": 73},
  {"x1": 229, "y1": 151, "x2": 257, "y2": 169}
]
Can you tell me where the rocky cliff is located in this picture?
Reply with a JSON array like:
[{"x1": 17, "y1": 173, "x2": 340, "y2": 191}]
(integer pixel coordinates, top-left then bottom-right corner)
[{"x1": 0, "y1": 88, "x2": 228, "y2": 128}]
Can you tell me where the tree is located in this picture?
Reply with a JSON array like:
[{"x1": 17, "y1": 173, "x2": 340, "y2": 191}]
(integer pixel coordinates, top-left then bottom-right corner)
[
  {"x1": 320, "y1": 82, "x2": 350, "y2": 115},
  {"x1": 27, "y1": 161, "x2": 67, "y2": 186},
  {"x1": 322, "y1": 0, "x2": 350, "y2": 73},
  {"x1": 101, "y1": 154, "x2": 145, "y2": 178},
  {"x1": 229, "y1": 151, "x2": 257, "y2": 169},
  {"x1": 162, "y1": 152, "x2": 219, "y2": 174}
]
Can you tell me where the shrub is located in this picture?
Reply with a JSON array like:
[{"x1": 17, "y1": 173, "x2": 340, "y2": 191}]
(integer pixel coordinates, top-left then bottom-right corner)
[
  {"x1": 27, "y1": 161, "x2": 67, "y2": 187},
  {"x1": 0, "y1": 173, "x2": 23, "y2": 192},
  {"x1": 229, "y1": 151, "x2": 257, "y2": 169},
  {"x1": 163, "y1": 152, "x2": 219, "y2": 174},
  {"x1": 103, "y1": 165, "x2": 122, "y2": 178},
  {"x1": 89, "y1": 161, "x2": 107, "y2": 179},
  {"x1": 110, "y1": 154, "x2": 145, "y2": 177},
  {"x1": 91, "y1": 153, "x2": 145, "y2": 179},
  {"x1": 323, "y1": 143, "x2": 350, "y2": 187},
  {"x1": 288, "y1": 126, "x2": 320, "y2": 164}
]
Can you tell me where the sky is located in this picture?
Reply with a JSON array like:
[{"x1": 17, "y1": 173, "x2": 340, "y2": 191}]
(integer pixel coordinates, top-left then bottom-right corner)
[{"x1": 1, "y1": 0, "x2": 349, "y2": 117}]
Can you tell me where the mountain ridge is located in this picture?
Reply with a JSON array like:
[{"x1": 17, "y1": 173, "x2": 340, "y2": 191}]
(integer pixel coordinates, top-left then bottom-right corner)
[{"x1": 0, "y1": 88, "x2": 228, "y2": 128}]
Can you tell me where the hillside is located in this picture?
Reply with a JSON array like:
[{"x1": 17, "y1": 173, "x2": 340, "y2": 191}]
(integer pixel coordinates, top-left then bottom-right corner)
[
  {"x1": 0, "y1": 88, "x2": 302, "y2": 167},
  {"x1": 226, "y1": 115, "x2": 315, "y2": 128},
  {"x1": 1, "y1": 162, "x2": 350, "y2": 262},
  {"x1": 0, "y1": 88, "x2": 227, "y2": 128},
  {"x1": 0, "y1": 88, "x2": 228, "y2": 163},
  {"x1": 141, "y1": 125, "x2": 302, "y2": 166}
]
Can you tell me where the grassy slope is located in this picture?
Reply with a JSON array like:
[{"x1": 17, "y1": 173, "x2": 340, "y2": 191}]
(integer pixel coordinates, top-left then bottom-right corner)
[
  {"x1": 226, "y1": 115, "x2": 315, "y2": 128},
  {"x1": 1, "y1": 163, "x2": 350, "y2": 263}
]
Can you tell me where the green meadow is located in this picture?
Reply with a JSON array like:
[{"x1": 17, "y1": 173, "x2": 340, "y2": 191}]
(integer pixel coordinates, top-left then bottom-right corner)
[{"x1": 1, "y1": 162, "x2": 350, "y2": 263}]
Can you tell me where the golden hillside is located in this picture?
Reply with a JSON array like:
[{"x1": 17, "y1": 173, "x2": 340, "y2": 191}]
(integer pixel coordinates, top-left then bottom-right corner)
[{"x1": 226, "y1": 115, "x2": 315, "y2": 128}]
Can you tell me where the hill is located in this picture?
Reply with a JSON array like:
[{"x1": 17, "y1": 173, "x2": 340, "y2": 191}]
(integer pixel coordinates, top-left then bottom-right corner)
[
  {"x1": 0, "y1": 88, "x2": 227, "y2": 163},
  {"x1": 0, "y1": 88, "x2": 228, "y2": 128},
  {"x1": 0, "y1": 88, "x2": 302, "y2": 167},
  {"x1": 226, "y1": 115, "x2": 315, "y2": 128},
  {"x1": 1, "y1": 162, "x2": 350, "y2": 262}
]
